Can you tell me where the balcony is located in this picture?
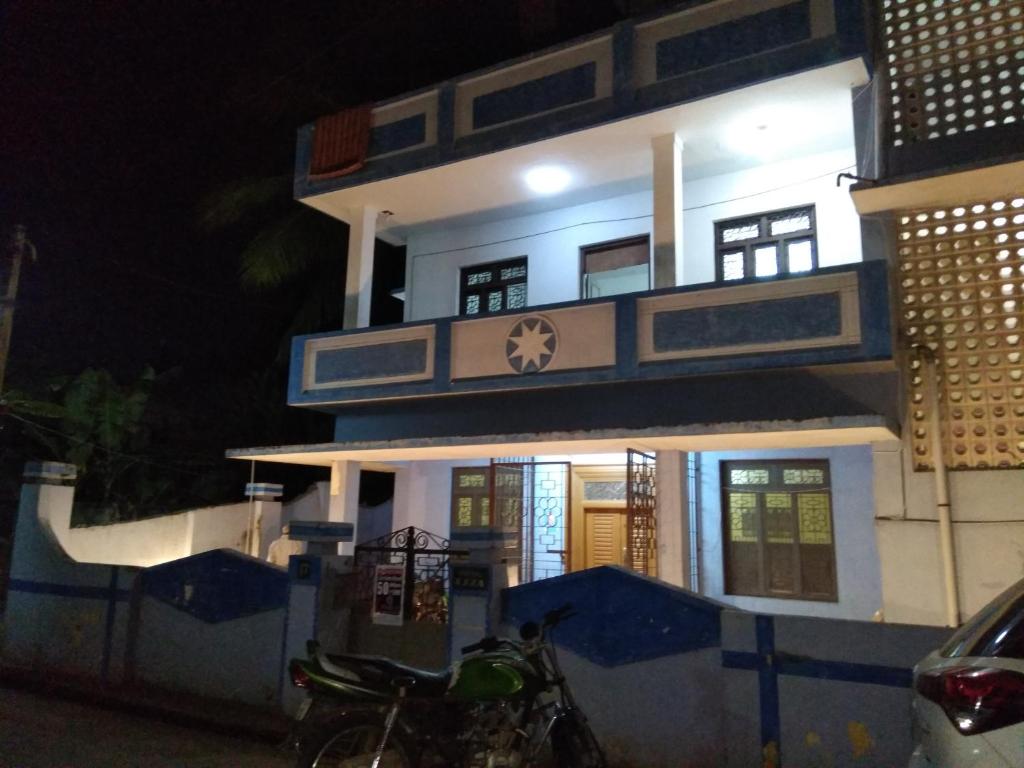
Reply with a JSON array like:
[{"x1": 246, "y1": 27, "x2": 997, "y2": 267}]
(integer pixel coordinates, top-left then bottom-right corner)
[
  {"x1": 294, "y1": 0, "x2": 870, "y2": 207},
  {"x1": 289, "y1": 261, "x2": 892, "y2": 411}
]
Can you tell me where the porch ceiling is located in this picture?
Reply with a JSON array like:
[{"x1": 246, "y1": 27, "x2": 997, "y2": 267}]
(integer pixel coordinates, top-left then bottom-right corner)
[
  {"x1": 227, "y1": 417, "x2": 896, "y2": 467},
  {"x1": 303, "y1": 59, "x2": 868, "y2": 236}
]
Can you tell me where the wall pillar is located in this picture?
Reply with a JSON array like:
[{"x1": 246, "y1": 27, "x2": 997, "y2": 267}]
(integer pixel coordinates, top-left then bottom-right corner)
[
  {"x1": 343, "y1": 206, "x2": 377, "y2": 329},
  {"x1": 651, "y1": 133, "x2": 684, "y2": 288},
  {"x1": 655, "y1": 450, "x2": 690, "y2": 589},
  {"x1": 391, "y1": 465, "x2": 430, "y2": 532},
  {"x1": 329, "y1": 461, "x2": 361, "y2": 556}
]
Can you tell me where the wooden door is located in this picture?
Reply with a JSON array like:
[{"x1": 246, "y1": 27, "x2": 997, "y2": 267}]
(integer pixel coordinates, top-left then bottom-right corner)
[{"x1": 584, "y1": 508, "x2": 627, "y2": 569}]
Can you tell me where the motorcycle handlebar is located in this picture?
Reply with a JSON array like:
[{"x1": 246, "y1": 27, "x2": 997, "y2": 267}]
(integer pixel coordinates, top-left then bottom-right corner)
[
  {"x1": 543, "y1": 603, "x2": 575, "y2": 627},
  {"x1": 460, "y1": 636, "x2": 501, "y2": 655}
]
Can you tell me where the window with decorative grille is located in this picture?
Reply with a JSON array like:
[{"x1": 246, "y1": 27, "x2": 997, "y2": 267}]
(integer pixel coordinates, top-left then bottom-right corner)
[
  {"x1": 882, "y1": 0, "x2": 1024, "y2": 147},
  {"x1": 897, "y1": 197, "x2": 1024, "y2": 470},
  {"x1": 721, "y1": 460, "x2": 837, "y2": 602},
  {"x1": 714, "y1": 206, "x2": 817, "y2": 282},
  {"x1": 459, "y1": 257, "x2": 527, "y2": 316},
  {"x1": 451, "y1": 467, "x2": 491, "y2": 528}
]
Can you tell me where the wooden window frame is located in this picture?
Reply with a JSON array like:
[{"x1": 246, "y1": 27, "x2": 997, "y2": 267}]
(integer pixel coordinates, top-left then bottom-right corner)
[
  {"x1": 450, "y1": 467, "x2": 491, "y2": 529},
  {"x1": 714, "y1": 205, "x2": 818, "y2": 283},
  {"x1": 459, "y1": 257, "x2": 528, "y2": 316},
  {"x1": 721, "y1": 459, "x2": 838, "y2": 602},
  {"x1": 579, "y1": 234, "x2": 651, "y2": 299}
]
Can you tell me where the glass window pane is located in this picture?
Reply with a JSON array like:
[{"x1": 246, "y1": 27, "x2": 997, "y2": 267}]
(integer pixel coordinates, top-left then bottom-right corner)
[
  {"x1": 765, "y1": 493, "x2": 794, "y2": 543},
  {"x1": 797, "y1": 494, "x2": 832, "y2": 544},
  {"x1": 583, "y1": 480, "x2": 627, "y2": 500},
  {"x1": 465, "y1": 295, "x2": 480, "y2": 314},
  {"x1": 728, "y1": 492, "x2": 759, "y2": 542},
  {"x1": 458, "y1": 472, "x2": 486, "y2": 488},
  {"x1": 770, "y1": 212, "x2": 811, "y2": 236},
  {"x1": 507, "y1": 282, "x2": 527, "y2": 309},
  {"x1": 467, "y1": 271, "x2": 492, "y2": 286},
  {"x1": 500, "y1": 265, "x2": 527, "y2": 280},
  {"x1": 487, "y1": 291, "x2": 504, "y2": 312},
  {"x1": 783, "y1": 468, "x2": 824, "y2": 485},
  {"x1": 754, "y1": 246, "x2": 778, "y2": 277},
  {"x1": 585, "y1": 264, "x2": 649, "y2": 298},
  {"x1": 456, "y1": 497, "x2": 474, "y2": 527},
  {"x1": 480, "y1": 497, "x2": 490, "y2": 527},
  {"x1": 730, "y1": 468, "x2": 770, "y2": 485},
  {"x1": 722, "y1": 251, "x2": 745, "y2": 281},
  {"x1": 721, "y1": 222, "x2": 760, "y2": 243},
  {"x1": 787, "y1": 240, "x2": 814, "y2": 273}
]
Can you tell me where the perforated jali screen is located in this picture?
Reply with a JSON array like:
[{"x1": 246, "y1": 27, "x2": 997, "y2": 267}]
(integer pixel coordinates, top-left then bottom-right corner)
[
  {"x1": 898, "y1": 197, "x2": 1024, "y2": 469},
  {"x1": 883, "y1": 0, "x2": 1024, "y2": 146}
]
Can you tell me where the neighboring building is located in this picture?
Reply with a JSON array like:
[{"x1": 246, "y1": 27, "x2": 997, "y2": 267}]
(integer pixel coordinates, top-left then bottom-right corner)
[{"x1": 230, "y1": 0, "x2": 1024, "y2": 628}]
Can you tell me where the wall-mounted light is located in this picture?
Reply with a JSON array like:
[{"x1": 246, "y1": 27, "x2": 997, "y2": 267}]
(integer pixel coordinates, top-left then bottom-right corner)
[{"x1": 523, "y1": 165, "x2": 571, "y2": 195}]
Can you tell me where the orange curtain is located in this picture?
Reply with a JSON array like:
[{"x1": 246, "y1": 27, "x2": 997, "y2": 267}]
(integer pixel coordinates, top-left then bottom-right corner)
[{"x1": 309, "y1": 104, "x2": 372, "y2": 179}]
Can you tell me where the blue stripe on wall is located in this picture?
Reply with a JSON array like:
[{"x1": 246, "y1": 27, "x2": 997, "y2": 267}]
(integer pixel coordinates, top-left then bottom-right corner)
[
  {"x1": 369, "y1": 113, "x2": 427, "y2": 157},
  {"x1": 472, "y1": 62, "x2": 597, "y2": 130},
  {"x1": 314, "y1": 339, "x2": 428, "y2": 385},
  {"x1": 8, "y1": 578, "x2": 131, "y2": 601},
  {"x1": 656, "y1": 1, "x2": 811, "y2": 81},
  {"x1": 652, "y1": 292, "x2": 842, "y2": 353},
  {"x1": 100, "y1": 566, "x2": 119, "y2": 683},
  {"x1": 756, "y1": 616, "x2": 782, "y2": 765}
]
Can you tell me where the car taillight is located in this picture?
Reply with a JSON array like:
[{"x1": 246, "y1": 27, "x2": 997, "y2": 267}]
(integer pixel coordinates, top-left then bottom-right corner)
[
  {"x1": 916, "y1": 667, "x2": 1024, "y2": 736},
  {"x1": 290, "y1": 661, "x2": 312, "y2": 689}
]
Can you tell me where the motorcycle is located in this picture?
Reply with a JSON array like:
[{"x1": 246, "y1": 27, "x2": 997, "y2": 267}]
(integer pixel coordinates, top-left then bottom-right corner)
[{"x1": 287, "y1": 603, "x2": 606, "y2": 768}]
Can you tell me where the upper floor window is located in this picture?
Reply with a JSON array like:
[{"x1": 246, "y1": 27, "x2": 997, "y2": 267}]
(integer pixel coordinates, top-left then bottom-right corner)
[
  {"x1": 715, "y1": 205, "x2": 817, "y2": 282},
  {"x1": 722, "y1": 459, "x2": 837, "y2": 602},
  {"x1": 460, "y1": 257, "x2": 527, "y2": 316},
  {"x1": 581, "y1": 235, "x2": 650, "y2": 299}
]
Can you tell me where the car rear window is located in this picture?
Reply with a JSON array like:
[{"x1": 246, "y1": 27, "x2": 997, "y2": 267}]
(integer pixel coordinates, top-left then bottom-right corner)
[{"x1": 942, "y1": 578, "x2": 1024, "y2": 659}]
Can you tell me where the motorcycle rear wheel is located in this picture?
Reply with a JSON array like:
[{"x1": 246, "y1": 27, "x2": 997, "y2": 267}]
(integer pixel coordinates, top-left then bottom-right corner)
[
  {"x1": 297, "y1": 711, "x2": 416, "y2": 768},
  {"x1": 550, "y1": 709, "x2": 606, "y2": 768}
]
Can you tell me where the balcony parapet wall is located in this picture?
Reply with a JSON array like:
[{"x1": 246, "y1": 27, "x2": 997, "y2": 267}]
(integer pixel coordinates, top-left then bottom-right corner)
[
  {"x1": 288, "y1": 261, "x2": 892, "y2": 410},
  {"x1": 294, "y1": 0, "x2": 869, "y2": 201}
]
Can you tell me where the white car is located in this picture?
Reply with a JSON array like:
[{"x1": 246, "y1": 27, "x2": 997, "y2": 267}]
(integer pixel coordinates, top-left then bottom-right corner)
[{"x1": 909, "y1": 578, "x2": 1024, "y2": 767}]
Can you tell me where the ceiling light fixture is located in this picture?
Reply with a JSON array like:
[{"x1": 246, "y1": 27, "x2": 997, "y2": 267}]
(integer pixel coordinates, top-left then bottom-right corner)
[{"x1": 524, "y1": 165, "x2": 571, "y2": 195}]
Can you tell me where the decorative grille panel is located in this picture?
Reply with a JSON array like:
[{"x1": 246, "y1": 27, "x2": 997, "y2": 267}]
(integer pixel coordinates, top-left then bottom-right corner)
[
  {"x1": 883, "y1": 0, "x2": 1024, "y2": 147},
  {"x1": 897, "y1": 197, "x2": 1024, "y2": 469}
]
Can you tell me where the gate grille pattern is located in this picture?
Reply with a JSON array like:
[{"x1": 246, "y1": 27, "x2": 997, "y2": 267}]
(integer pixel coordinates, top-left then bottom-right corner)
[
  {"x1": 897, "y1": 196, "x2": 1024, "y2": 469},
  {"x1": 492, "y1": 462, "x2": 570, "y2": 584},
  {"x1": 626, "y1": 449, "x2": 657, "y2": 576},
  {"x1": 354, "y1": 527, "x2": 451, "y2": 622},
  {"x1": 882, "y1": 0, "x2": 1024, "y2": 147}
]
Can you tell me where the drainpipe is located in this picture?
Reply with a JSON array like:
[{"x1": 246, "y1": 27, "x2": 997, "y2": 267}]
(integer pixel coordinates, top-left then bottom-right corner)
[{"x1": 919, "y1": 347, "x2": 960, "y2": 627}]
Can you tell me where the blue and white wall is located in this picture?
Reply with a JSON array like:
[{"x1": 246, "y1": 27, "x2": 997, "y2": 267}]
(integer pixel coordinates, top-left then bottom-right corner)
[
  {"x1": 698, "y1": 445, "x2": 883, "y2": 621},
  {"x1": 404, "y1": 145, "x2": 862, "y2": 321}
]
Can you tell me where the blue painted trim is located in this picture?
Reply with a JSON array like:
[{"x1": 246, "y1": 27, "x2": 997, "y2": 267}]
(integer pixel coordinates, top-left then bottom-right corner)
[
  {"x1": 722, "y1": 650, "x2": 915, "y2": 689},
  {"x1": 7, "y1": 578, "x2": 131, "y2": 601},
  {"x1": 756, "y1": 616, "x2": 782, "y2": 764},
  {"x1": 292, "y1": 2, "x2": 868, "y2": 200},
  {"x1": 100, "y1": 566, "x2": 119, "y2": 683},
  {"x1": 472, "y1": 62, "x2": 597, "y2": 131},
  {"x1": 368, "y1": 113, "x2": 427, "y2": 157},
  {"x1": 286, "y1": 262, "x2": 893, "y2": 411},
  {"x1": 656, "y1": 1, "x2": 810, "y2": 81}
]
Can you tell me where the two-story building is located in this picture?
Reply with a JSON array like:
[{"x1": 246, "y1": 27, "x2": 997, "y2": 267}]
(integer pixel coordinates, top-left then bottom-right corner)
[{"x1": 230, "y1": 0, "x2": 1024, "y2": 629}]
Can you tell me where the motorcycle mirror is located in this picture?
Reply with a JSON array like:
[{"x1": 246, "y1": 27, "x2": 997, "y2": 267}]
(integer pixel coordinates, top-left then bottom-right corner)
[{"x1": 519, "y1": 621, "x2": 540, "y2": 640}]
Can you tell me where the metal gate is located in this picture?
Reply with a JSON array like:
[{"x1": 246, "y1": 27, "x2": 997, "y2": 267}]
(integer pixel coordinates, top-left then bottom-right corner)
[
  {"x1": 626, "y1": 448, "x2": 657, "y2": 576},
  {"x1": 491, "y1": 461, "x2": 571, "y2": 584}
]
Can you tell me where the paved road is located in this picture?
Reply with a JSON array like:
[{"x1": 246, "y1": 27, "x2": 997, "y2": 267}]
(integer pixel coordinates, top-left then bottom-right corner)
[{"x1": 0, "y1": 687, "x2": 292, "y2": 767}]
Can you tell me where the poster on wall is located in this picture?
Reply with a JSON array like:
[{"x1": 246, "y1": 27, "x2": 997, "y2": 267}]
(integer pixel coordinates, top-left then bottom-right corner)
[{"x1": 372, "y1": 564, "x2": 406, "y2": 626}]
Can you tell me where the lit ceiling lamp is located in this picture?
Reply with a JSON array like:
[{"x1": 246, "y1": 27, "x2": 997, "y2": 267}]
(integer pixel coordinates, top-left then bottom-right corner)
[{"x1": 523, "y1": 165, "x2": 571, "y2": 195}]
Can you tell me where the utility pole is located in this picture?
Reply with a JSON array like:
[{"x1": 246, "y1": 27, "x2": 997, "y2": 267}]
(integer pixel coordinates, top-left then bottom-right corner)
[{"x1": 0, "y1": 226, "x2": 38, "y2": 395}]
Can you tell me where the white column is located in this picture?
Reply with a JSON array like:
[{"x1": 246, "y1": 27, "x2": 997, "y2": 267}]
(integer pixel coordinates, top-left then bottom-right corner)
[
  {"x1": 651, "y1": 134, "x2": 684, "y2": 289},
  {"x1": 343, "y1": 206, "x2": 377, "y2": 329},
  {"x1": 329, "y1": 460, "x2": 361, "y2": 555},
  {"x1": 655, "y1": 450, "x2": 690, "y2": 589}
]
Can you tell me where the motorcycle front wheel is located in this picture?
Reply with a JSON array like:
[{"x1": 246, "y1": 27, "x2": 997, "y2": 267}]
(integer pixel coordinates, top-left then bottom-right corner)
[
  {"x1": 550, "y1": 709, "x2": 606, "y2": 768},
  {"x1": 297, "y1": 711, "x2": 416, "y2": 768}
]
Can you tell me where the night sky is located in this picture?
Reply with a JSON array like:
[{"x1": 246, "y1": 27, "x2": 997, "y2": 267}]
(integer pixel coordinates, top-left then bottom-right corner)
[{"x1": 0, "y1": 1, "x2": 671, "y2": 513}]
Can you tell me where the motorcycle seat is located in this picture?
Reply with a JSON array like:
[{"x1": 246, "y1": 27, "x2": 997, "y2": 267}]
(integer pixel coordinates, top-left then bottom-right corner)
[{"x1": 322, "y1": 651, "x2": 451, "y2": 698}]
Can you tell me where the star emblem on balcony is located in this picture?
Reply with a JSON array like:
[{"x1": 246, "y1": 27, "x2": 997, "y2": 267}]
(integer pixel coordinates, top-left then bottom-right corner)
[{"x1": 506, "y1": 316, "x2": 557, "y2": 374}]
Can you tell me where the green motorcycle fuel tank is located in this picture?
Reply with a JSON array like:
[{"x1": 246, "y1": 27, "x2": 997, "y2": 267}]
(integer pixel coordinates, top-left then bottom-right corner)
[{"x1": 447, "y1": 652, "x2": 541, "y2": 700}]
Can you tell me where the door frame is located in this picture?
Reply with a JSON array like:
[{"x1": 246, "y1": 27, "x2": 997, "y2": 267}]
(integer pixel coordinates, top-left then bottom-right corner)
[{"x1": 570, "y1": 465, "x2": 627, "y2": 572}]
